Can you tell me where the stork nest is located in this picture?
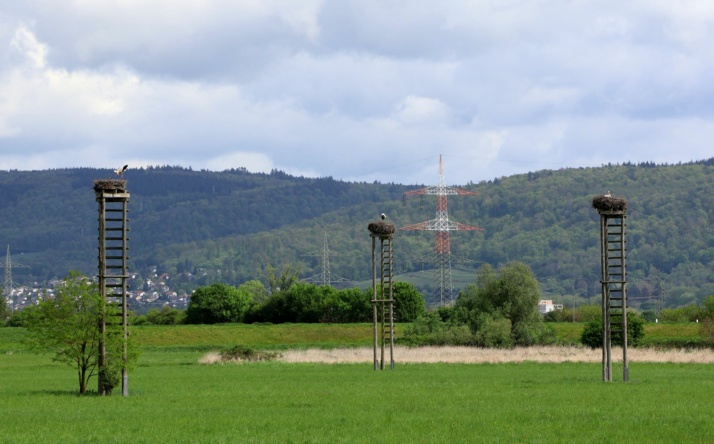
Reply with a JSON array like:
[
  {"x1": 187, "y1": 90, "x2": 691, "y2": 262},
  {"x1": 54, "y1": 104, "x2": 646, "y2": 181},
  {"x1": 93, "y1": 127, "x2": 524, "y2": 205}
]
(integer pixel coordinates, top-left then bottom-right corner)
[
  {"x1": 93, "y1": 179, "x2": 127, "y2": 192},
  {"x1": 368, "y1": 221, "x2": 396, "y2": 235},
  {"x1": 592, "y1": 195, "x2": 627, "y2": 212}
]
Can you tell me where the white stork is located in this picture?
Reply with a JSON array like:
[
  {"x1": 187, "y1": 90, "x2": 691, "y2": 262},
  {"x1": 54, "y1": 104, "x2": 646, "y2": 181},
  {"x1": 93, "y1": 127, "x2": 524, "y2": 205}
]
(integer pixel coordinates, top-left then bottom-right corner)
[
  {"x1": 605, "y1": 191, "x2": 611, "y2": 197},
  {"x1": 380, "y1": 213, "x2": 387, "y2": 220},
  {"x1": 114, "y1": 164, "x2": 128, "y2": 178}
]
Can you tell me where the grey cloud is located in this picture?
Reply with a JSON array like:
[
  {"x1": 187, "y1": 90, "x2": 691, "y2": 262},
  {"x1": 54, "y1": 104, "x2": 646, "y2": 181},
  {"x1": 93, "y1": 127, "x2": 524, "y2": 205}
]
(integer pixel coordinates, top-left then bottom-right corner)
[{"x1": 1, "y1": 1, "x2": 714, "y2": 185}]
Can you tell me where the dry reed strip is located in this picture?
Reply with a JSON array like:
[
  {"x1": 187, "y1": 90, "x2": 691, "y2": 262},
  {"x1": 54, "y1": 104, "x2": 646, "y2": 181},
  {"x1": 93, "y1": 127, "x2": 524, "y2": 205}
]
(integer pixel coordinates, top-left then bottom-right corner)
[{"x1": 276, "y1": 346, "x2": 714, "y2": 364}]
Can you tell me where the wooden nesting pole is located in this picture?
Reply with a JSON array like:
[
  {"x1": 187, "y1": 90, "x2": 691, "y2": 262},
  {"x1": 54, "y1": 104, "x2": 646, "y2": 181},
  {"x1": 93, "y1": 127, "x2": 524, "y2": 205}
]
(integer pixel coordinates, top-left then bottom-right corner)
[
  {"x1": 368, "y1": 221, "x2": 395, "y2": 370},
  {"x1": 94, "y1": 179, "x2": 130, "y2": 396},
  {"x1": 593, "y1": 195, "x2": 628, "y2": 382}
]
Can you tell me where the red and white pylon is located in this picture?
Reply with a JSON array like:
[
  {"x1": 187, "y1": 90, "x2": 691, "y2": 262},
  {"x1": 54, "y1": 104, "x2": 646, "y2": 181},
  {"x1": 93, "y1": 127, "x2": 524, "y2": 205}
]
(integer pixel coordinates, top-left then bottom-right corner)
[{"x1": 401, "y1": 155, "x2": 482, "y2": 306}]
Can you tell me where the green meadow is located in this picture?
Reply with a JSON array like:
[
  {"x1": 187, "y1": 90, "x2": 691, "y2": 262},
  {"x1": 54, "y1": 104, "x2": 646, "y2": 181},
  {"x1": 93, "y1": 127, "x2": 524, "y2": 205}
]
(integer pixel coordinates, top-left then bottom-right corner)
[{"x1": 1, "y1": 324, "x2": 712, "y2": 443}]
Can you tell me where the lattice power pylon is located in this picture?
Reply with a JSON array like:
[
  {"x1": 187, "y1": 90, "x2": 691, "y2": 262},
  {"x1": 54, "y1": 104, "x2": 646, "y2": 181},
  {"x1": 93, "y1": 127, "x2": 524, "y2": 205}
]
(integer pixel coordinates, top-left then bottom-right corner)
[
  {"x1": 2, "y1": 245, "x2": 29, "y2": 314},
  {"x1": 3, "y1": 246, "x2": 11, "y2": 311},
  {"x1": 94, "y1": 179, "x2": 130, "y2": 396},
  {"x1": 303, "y1": 230, "x2": 349, "y2": 286},
  {"x1": 401, "y1": 155, "x2": 482, "y2": 306}
]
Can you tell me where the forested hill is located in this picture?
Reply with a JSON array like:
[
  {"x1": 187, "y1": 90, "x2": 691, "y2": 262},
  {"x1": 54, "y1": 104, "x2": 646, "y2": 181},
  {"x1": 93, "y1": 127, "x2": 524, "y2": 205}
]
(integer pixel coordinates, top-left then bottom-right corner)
[
  {"x1": 0, "y1": 166, "x2": 412, "y2": 281},
  {"x1": 2, "y1": 160, "x2": 714, "y2": 309}
]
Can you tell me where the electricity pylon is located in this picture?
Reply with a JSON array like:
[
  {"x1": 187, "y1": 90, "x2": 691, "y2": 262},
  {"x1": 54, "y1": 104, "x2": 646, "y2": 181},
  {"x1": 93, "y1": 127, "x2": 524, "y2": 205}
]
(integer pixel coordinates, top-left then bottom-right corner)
[
  {"x1": 401, "y1": 155, "x2": 482, "y2": 306},
  {"x1": 303, "y1": 230, "x2": 349, "y2": 286},
  {"x1": 2, "y1": 245, "x2": 29, "y2": 313}
]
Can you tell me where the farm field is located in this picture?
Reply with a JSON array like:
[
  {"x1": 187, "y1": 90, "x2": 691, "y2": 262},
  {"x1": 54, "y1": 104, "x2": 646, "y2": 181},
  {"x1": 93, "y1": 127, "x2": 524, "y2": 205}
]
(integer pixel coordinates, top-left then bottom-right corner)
[
  {"x1": 1, "y1": 351, "x2": 713, "y2": 443},
  {"x1": 1, "y1": 322, "x2": 712, "y2": 442}
]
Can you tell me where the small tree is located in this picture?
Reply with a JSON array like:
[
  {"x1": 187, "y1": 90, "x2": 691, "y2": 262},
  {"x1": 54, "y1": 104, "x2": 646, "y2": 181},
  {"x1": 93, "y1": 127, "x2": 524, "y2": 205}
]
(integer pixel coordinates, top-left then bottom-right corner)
[
  {"x1": 23, "y1": 271, "x2": 135, "y2": 394},
  {"x1": 392, "y1": 282, "x2": 426, "y2": 322},
  {"x1": 580, "y1": 312, "x2": 645, "y2": 348},
  {"x1": 0, "y1": 287, "x2": 8, "y2": 323},
  {"x1": 700, "y1": 295, "x2": 714, "y2": 345},
  {"x1": 186, "y1": 283, "x2": 252, "y2": 324},
  {"x1": 262, "y1": 263, "x2": 302, "y2": 294},
  {"x1": 456, "y1": 262, "x2": 546, "y2": 345},
  {"x1": 134, "y1": 306, "x2": 185, "y2": 325},
  {"x1": 238, "y1": 280, "x2": 269, "y2": 304}
]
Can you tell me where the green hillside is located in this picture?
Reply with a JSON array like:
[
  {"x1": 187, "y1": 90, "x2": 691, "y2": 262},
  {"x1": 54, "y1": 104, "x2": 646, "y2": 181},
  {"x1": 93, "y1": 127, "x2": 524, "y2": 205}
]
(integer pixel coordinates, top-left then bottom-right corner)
[{"x1": 1, "y1": 160, "x2": 714, "y2": 309}]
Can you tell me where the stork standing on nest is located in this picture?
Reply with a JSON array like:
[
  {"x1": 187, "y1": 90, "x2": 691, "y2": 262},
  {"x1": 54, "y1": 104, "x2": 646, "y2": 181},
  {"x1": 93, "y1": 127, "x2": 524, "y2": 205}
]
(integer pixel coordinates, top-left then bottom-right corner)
[
  {"x1": 380, "y1": 213, "x2": 387, "y2": 220},
  {"x1": 605, "y1": 191, "x2": 611, "y2": 197},
  {"x1": 114, "y1": 164, "x2": 128, "y2": 178}
]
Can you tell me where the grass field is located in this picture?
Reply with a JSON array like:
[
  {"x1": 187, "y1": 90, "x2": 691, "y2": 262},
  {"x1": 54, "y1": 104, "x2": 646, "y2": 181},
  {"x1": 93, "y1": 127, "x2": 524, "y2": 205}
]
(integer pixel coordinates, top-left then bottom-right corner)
[
  {"x1": 1, "y1": 352, "x2": 713, "y2": 443},
  {"x1": 2, "y1": 322, "x2": 705, "y2": 352},
  {"x1": 1, "y1": 323, "x2": 712, "y2": 443}
]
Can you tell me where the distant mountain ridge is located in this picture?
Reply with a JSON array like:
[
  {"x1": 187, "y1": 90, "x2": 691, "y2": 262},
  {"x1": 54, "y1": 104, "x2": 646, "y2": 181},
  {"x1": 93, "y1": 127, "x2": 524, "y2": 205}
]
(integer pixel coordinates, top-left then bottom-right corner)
[{"x1": 1, "y1": 159, "x2": 713, "y2": 309}]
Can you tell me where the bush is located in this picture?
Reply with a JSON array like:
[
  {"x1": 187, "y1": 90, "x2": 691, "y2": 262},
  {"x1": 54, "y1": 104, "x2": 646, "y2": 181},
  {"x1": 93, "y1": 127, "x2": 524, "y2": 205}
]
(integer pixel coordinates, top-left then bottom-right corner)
[
  {"x1": 399, "y1": 311, "x2": 475, "y2": 346},
  {"x1": 392, "y1": 282, "x2": 426, "y2": 322},
  {"x1": 641, "y1": 310, "x2": 657, "y2": 323},
  {"x1": 249, "y1": 284, "x2": 377, "y2": 324},
  {"x1": 455, "y1": 262, "x2": 546, "y2": 346},
  {"x1": 5, "y1": 305, "x2": 38, "y2": 327},
  {"x1": 133, "y1": 306, "x2": 186, "y2": 325},
  {"x1": 220, "y1": 345, "x2": 279, "y2": 362},
  {"x1": 186, "y1": 283, "x2": 252, "y2": 324},
  {"x1": 701, "y1": 296, "x2": 714, "y2": 346},
  {"x1": 660, "y1": 305, "x2": 702, "y2": 322},
  {"x1": 473, "y1": 314, "x2": 513, "y2": 348},
  {"x1": 581, "y1": 312, "x2": 645, "y2": 348}
]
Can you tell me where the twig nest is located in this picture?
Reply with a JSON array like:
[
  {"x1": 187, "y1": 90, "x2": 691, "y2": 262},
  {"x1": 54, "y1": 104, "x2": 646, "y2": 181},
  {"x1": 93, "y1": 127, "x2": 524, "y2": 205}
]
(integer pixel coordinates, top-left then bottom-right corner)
[
  {"x1": 93, "y1": 179, "x2": 127, "y2": 192},
  {"x1": 592, "y1": 195, "x2": 627, "y2": 212},
  {"x1": 368, "y1": 221, "x2": 396, "y2": 235}
]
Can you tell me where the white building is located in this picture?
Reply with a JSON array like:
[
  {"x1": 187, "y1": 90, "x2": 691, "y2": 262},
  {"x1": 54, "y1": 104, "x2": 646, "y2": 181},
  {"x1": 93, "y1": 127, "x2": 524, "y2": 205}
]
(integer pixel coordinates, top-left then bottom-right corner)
[{"x1": 538, "y1": 300, "x2": 564, "y2": 314}]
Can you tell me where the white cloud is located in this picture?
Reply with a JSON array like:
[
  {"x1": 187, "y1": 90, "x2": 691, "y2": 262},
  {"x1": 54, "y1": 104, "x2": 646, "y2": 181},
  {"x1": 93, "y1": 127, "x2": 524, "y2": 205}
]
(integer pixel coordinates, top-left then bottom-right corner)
[
  {"x1": 1, "y1": 1, "x2": 714, "y2": 184},
  {"x1": 10, "y1": 25, "x2": 47, "y2": 68},
  {"x1": 394, "y1": 96, "x2": 451, "y2": 126},
  {"x1": 202, "y1": 152, "x2": 274, "y2": 173}
]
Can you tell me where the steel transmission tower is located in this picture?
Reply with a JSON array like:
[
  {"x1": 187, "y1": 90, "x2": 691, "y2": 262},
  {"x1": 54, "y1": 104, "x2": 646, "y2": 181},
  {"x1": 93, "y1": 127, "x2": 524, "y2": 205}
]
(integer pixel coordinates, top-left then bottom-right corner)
[
  {"x1": 303, "y1": 230, "x2": 348, "y2": 286},
  {"x1": 2, "y1": 245, "x2": 29, "y2": 313},
  {"x1": 4, "y1": 245, "x2": 12, "y2": 309},
  {"x1": 401, "y1": 155, "x2": 482, "y2": 306}
]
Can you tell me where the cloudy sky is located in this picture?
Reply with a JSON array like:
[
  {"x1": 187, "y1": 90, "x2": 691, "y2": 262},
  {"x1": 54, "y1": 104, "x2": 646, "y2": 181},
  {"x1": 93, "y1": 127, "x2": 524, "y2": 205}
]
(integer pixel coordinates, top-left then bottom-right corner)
[{"x1": 1, "y1": 1, "x2": 713, "y2": 185}]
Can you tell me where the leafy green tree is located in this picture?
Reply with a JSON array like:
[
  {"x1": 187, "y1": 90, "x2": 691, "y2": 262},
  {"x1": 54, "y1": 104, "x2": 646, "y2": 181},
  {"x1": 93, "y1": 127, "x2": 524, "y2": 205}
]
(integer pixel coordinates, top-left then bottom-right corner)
[
  {"x1": 473, "y1": 313, "x2": 513, "y2": 348},
  {"x1": 700, "y1": 296, "x2": 714, "y2": 345},
  {"x1": 329, "y1": 287, "x2": 371, "y2": 323},
  {"x1": 133, "y1": 306, "x2": 186, "y2": 325},
  {"x1": 456, "y1": 262, "x2": 547, "y2": 345},
  {"x1": 659, "y1": 305, "x2": 703, "y2": 322},
  {"x1": 641, "y1": 310, "x2": 657, "y2": 323},
  {"x1": 702, "y1": 295, "x2": 714, "y2": 318},
  {"x1": 0, "y1": 288, "x2": 8, "y2": 323},
  {"x1": 263, "y1": 263, "x2": 301, "y2": 294},
  {"x1": 239, "y1": 280, "x2": 270, "y2": 304},
  {"x1": 400, "y1": 311, "x2": 474, "y2": 346},
  {"x1": 23, "y1": 271, "x2": 135, "y2": 394},
  {"x1": 580, "y1": 312, "x2": 645, "y2": 348},
  {"x1": 392, "y1": 282, "x2": 426, "y2": 322},
  {"x1": 186, "y1": 283, "x2": 252, "y2": 324},
  {"x1": 5, "y1": 305, "x2": 37, "y2": 327}
]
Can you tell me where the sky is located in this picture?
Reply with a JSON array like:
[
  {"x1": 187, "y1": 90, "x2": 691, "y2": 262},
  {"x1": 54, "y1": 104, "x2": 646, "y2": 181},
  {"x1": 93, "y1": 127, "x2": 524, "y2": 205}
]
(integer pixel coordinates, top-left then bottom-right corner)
[{"x1": 1, "y1": 1, "x2": 713, "y2": 185}]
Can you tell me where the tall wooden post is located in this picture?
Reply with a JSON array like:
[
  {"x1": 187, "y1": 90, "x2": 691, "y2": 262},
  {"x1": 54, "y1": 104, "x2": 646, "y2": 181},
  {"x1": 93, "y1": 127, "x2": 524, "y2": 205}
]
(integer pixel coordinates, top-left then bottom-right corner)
[
  {"x1": 593, "y1": 195, "x2": 628, "y2": 382},
  {"x1": 95, "y1": 179, "x2": 130, "y2": 396},
  {"x1": 368, "y1": 221, "x2": 395, "y2": 370}
]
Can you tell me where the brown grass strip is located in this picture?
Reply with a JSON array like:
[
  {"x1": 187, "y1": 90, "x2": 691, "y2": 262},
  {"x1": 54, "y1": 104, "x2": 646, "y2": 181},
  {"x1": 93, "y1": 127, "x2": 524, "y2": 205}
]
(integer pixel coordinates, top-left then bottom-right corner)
[{"x1": 276, "y1": 346, "x2": 714, "y2": 364}]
